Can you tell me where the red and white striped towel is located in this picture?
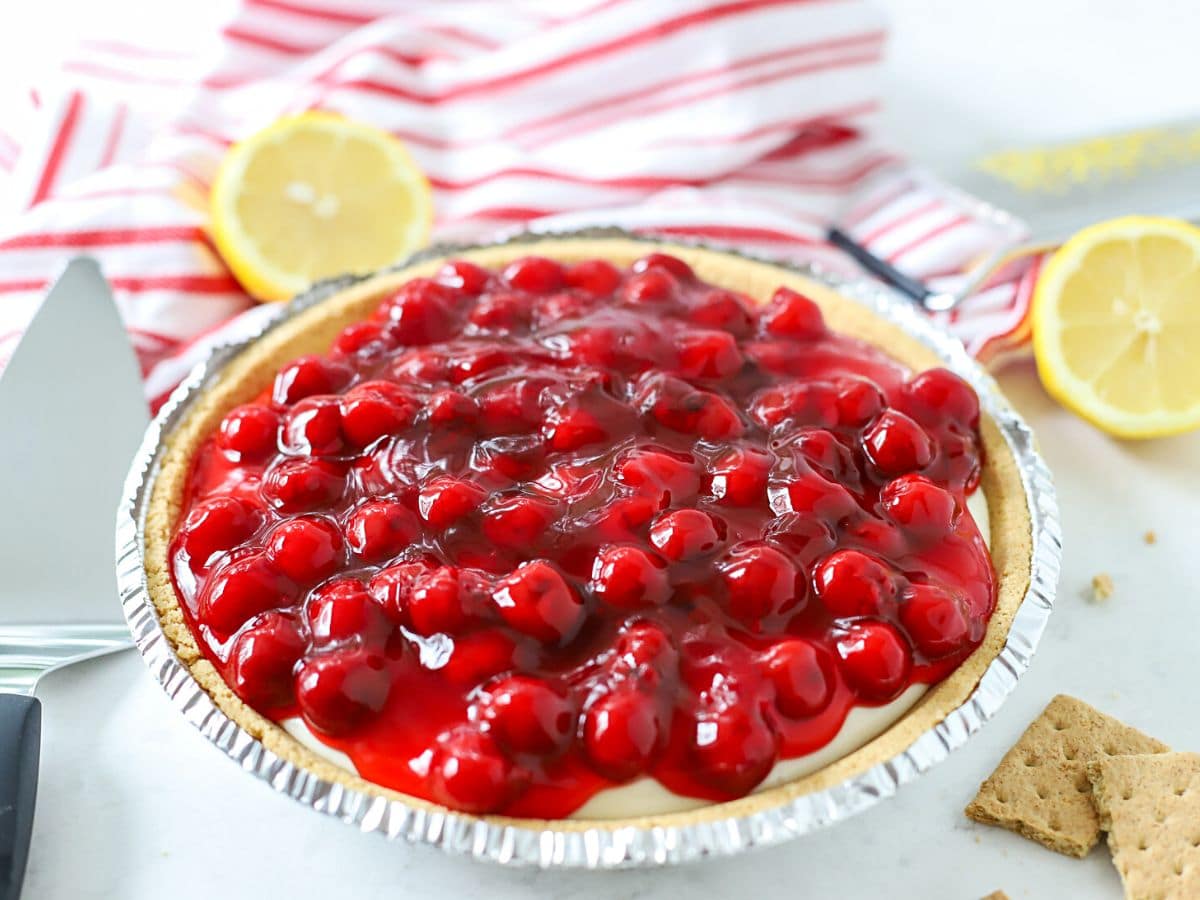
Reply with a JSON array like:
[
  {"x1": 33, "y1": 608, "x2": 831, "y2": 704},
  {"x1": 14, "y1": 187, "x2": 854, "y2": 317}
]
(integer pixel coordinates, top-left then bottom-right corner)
[{"x1": 0, "y1": 0, "x2": 1040, "y2": 412}]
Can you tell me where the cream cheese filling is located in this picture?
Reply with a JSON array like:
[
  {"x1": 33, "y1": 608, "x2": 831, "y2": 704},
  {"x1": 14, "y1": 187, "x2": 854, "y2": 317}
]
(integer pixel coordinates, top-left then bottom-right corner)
[{"x1": 283, "y1": 491, "x2": 990, "y2": 818}]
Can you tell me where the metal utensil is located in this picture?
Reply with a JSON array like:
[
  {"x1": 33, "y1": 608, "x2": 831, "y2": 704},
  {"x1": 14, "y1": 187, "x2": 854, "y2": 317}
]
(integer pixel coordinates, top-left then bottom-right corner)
[
  {"x1": 831, "y1": 118, "x2": 1200, "y2": 310},
  {"x1": 0, "y1": 259, "x2": 148, "y2": 899}
]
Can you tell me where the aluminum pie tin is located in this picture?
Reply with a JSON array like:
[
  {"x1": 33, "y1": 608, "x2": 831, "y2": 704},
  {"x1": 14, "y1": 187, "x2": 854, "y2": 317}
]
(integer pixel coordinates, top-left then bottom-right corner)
[{"x1": 115, "y1": 227, "x2": 1062, "y2": 869}]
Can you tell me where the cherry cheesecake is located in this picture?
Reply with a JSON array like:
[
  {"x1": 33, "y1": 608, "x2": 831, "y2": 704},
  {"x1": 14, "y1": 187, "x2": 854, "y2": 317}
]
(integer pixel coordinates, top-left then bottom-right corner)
[{"x1": 142, "y1": 237, "x2": 1031, "y2": 823}]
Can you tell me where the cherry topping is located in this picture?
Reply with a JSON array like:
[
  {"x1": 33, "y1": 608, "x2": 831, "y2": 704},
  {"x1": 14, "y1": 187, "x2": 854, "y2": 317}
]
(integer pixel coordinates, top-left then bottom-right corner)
[
  {"x1": 879, "y1": 474, "x2": 958, "y2": 537},
  {"x1": 170, "y1": 256, "x2": 997, "y2": 819},
  {"x1": 265, "y1": 515, "x2": 345, "y2": 585},
  {"x1": 835, "y1": 620, "x2": 912, "y2": 701},
  {"x1": 429, "y1": 726, "x2": 521, "y2": 813},
  {"x1": 764, "y1": 639, "x2": 835, "y2": 718},
  {"x1": 179, "y1": 497, "x2": 261, "y2": 569},
  {"x1": 862, "y1": 410, "x2": 934, "y2": 475},
  {"x1": 306, "y1": 578, "x2": 391, "y2": 645},
  {"x1": 228, "y1": 611, "x2": 307, "y2": 709},
  {"x1": 295, "y1": 649, "x2": 390, "y2": 735},
  {"x1": 649, "y1": 509, "x2": 725, "y2": 561},
  {"x1": 199, "y1": 551, "x2": 293, "y2": 640},
  {"x1": 707, "y1": 446, "x2": 771, "y2": 506},
  {"x1": 503, "y1": 256, "x2": 564, "y2": 294},
  {"x1": 565, "y1": 259, "x2": 621, "y2": 296},
  {"x1": 583, "y1": 684, "x2": 662, "y2": 781},
  {"x1": 492, "y1": 561, "x2": 585, "y2": 644},
  {"x1": 761, "y1": 287, "x2": 826, "y2": 339},
  {"x1": 904, "y1": 367, "x2": 980, "y2": 429},
  {"x1": 813, "y1": 549, "x2": 899, "y2": 618},
  {"x1": 717, "y1": 543, "x2": 801, "y2": 623},
  {"x1": 899, "y1": 584, "x2": 974, "y2": 658},
  {"x1": 418, "y1": 476, "x2": 487, "y2": 530},
  {"x1": 590, "y1": 544, "x2": 670, "y2": 610},
  {"x1": 273, "y1": 355, "x2": 351, "y2": 406},
  {"x1": 261, "y1": 458, "x2": 345, "y2": 512},
  {"x1": 480, "y1": 674, "x2": 576, "y2": 756},
  {"x1": 217, "y1": 405, "x2": 280, "y2": 462},
  {"x1": 344, "y1": 500, "x2": 420, "y2": 563}
]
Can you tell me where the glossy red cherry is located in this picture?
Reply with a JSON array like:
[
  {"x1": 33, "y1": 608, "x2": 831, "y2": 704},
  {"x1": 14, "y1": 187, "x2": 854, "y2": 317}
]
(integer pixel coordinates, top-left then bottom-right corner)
[
  {"x1": 636, "y1": 373, "x2": 745, "y2": 439},
  {"x1": 812, "y1": 549, "x2": 898, "y2": 618},
  {"x1": 862, "y1": 410, "x2": 934, "y2": 475},
  {"x1": 429, "y1": 726, "x2": 521, "y2": 813},
  {"x1": 367, "y1": 557, "x2": 435, "y2": 619},
  {"x1": 614, "y1": 446, "x2": 700, "y2": 508},
  {"x1": 228, "y1": 610, "x2": 307, "y2": 709},
  {"x1": 199, "y1": 552, "x2": 293, "y2": 640},
  {"x1": 622, "y1": 269, "x2": 678, "y2": 305},
  {"x1": 418, "y1": 476, "x2": 487, "y2": 530},
  {"x1": 436, "y1": 259, "x2": 490, "y2": 295},
  {"x1": 283, "y1": 395, "x2": 344, "y2": 456},
  {"x1": 476, "y1": 378, "x2": 548, "y2": 435},
  {"x1": 615, "y1": 620, "x2": 678, "y2": 671},
  {"x1": 564, "y1": 259, "x2": 621, "y2": 296},
  {"x1": 590, "y1": 544, "x2": 670, "y2": 610},
  {"x1": 632, "y1": 252, "x2": 693, "y2": 279},
  {"x1": 492, "y1": 560, "x2": 584, "y2": 644},
  {"x1": 879, "y1": 474, "x2": 958, "y2": 537},
  {"x1": 339, "y1": 381, "x2": 417, "y2": 447},
  {"x1": 904, "y1": 367, "x2": 980, "y2": 429},
  {"x1": 438, "y1": 629, "x2": 518, "y2": 685},
  {"x1": 295, "y1": 650, "x2": 390, "y2": 735},
  {"x1": 764, "y1": 638, "x2": 835, "y2": 718},
  {"x1": 676, "y1": 329, "x2": 743, "y2": 379},
  {"x1": 899, "y1": 584, "x2": 974, "y2": 658},
  {"x1": 178, "y1": 497, "x2": 261, "y2": 569},
  {"x1": 261, "y1": 458, "x2": 345, "y2": 512},
  {"x1": 265, "y1": 515, "x2": 345, "y2": 585},
  {"x1": 217, "y1": 405, "x2": 280, "y2": 462},
  {"x1": 649, "y1": 509, "x2": 725, "y2": 561},
  {"x1": 333, "y1": 320, "x2": 391, "y2": 357},
  {"x1": 749, "y1": 381, "x2": 839, "y2": 429},
  {"x1": 541, "y1": 389, "x2": 633, "y2": 453},
  {"x1": 306, "y1": 577, "x2": 391, "y2": 645},
  {"x1": 717, "y1": 543, "x2": 801, "y2": 623},
  {"x1": 582, "y1": 685, "x2": 662, "y2": 781},
  {"x1": 380, "y1": 278, "x2": 458, "y2": 345},
  {"x1": 688, "y1": 288, "x2": 754, "y2": 336},
  {"x1": 589, "y1": 496, "x2": 658, "y2": 542},
  {"x1": 426, "y1": 389, "x2": 479, "y2": 428},
  {"x1": 503, "y1": 256, "x2": 564, "y2": 293},
  {"x1": 407, "y1": 566, "x2": 486, "y2": 636},
  {"x1": 690, "y1": 705, "x2": 779, "y2": 796},
  {"x1": 761, "y1": 287, "x2": 826, "y2": 339},
  {"x1": 481, "y1": 494, "x2": 559, "y2": 551},
  {"x1": 774, "y1": 471, "x2": 857, "y2": 521},
  {"x1": 468, "y1": 290, "x2": 530, "y2": 332},
  {"x1": 480, "y1": 674, "x2": 576, "y2": 755},
  {"x1": 707, "y1": 446, "x2": 771, "y2": 506},
  {"x1": 835, "y1": 378, "x2": 885, "y2": 427},
  {"x1": 273, "y1": 355, "x2": 352, "y2": 406},
  {"x1": 345, "y1": 500, "x2": 420, "y2": 563},
  {"x1": 835, "y1": 620, "x2": 912, "y2": 701}
]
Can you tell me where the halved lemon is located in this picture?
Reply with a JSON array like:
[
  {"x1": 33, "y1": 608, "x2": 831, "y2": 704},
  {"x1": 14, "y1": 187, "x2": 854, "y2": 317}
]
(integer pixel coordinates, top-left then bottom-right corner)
[
  {"x1": 1032, "y1": 215, "x2": 1200, "y2": 438},
  {"x1": 211, "y1": 112, "x2": 433, "y2": 302}
]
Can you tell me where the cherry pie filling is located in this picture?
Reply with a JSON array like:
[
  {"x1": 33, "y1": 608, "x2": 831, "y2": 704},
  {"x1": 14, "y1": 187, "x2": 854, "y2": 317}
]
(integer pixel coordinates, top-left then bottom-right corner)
[{"x1": 169, "y1": 253, "x2": 994, "y2": 817}]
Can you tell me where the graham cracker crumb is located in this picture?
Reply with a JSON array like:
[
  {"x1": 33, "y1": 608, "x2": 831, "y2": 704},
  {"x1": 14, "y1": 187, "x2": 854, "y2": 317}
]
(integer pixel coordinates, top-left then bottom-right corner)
[
  {"x1": 965, "y1": 695, "x2": 1169, "y2": 857},
  {"x1": 1089, "y1": 752, "x2": 1200, "y2": 900},
  {"x1": 1143, "y1": 530, "x2": 1157, "y2": 545},
  {"x1": 981, "y1": 893, "x2": 1010, "y2": 900},
  {"x1": 1091, "y1": 573, "x2": 1114, "y2": 603}
]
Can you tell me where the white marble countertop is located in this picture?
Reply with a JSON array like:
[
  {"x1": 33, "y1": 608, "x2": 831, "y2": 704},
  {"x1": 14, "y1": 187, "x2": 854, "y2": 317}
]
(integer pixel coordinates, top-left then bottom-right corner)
[{"x1": 16, "y1": 1, "x2": 1200, "y2": 898}]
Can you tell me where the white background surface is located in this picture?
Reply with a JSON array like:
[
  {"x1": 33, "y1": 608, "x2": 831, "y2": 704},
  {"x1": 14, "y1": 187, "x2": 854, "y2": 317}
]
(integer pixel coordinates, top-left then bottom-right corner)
[{"x1": 12, "y1": 1, "x2": 1200, "y2": 898}]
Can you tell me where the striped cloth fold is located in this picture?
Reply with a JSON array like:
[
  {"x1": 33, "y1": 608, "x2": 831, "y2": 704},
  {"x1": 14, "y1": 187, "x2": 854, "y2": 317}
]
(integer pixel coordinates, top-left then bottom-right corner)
[{"x1": 0, "y1": 0, "x2": 1041, "y2": 411}]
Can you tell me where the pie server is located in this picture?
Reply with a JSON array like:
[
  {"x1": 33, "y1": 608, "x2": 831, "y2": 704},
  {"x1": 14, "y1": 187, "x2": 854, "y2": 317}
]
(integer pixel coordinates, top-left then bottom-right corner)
[{"x1": 0, "y1": 259, "x2": 148, "y2": 900}]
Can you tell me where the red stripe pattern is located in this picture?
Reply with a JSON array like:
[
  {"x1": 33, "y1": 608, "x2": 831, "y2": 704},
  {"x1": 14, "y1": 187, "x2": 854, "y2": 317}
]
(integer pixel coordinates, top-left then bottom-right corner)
[{"x1": 0, "y1": 0, "x2": 1040, "y2": 406}]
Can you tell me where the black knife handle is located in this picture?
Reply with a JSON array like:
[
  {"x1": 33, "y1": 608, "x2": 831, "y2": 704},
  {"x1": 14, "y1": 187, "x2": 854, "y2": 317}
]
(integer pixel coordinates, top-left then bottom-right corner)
[
  {"x1": 826, "y1": 225, "x2": 935, "y2": 305},
  {"x1": 0, "y1": 694, "x2": 39, "y2": 900}
]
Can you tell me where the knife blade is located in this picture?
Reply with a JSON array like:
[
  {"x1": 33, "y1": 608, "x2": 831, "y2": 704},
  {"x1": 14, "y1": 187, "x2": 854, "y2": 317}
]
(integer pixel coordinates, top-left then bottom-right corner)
[{"x1": 0, "y1": 257, "x2": 149, "y2": 624}]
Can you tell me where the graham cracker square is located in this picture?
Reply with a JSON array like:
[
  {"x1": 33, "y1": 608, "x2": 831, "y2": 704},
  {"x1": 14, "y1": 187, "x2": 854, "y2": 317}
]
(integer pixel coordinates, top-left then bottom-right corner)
[
  {"x1": 1089, "y1": 752, "x2": 1200, "y2": 900},
  {"x1": 965, "y1": 695, "x2": 1169, "y2": 857}
]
